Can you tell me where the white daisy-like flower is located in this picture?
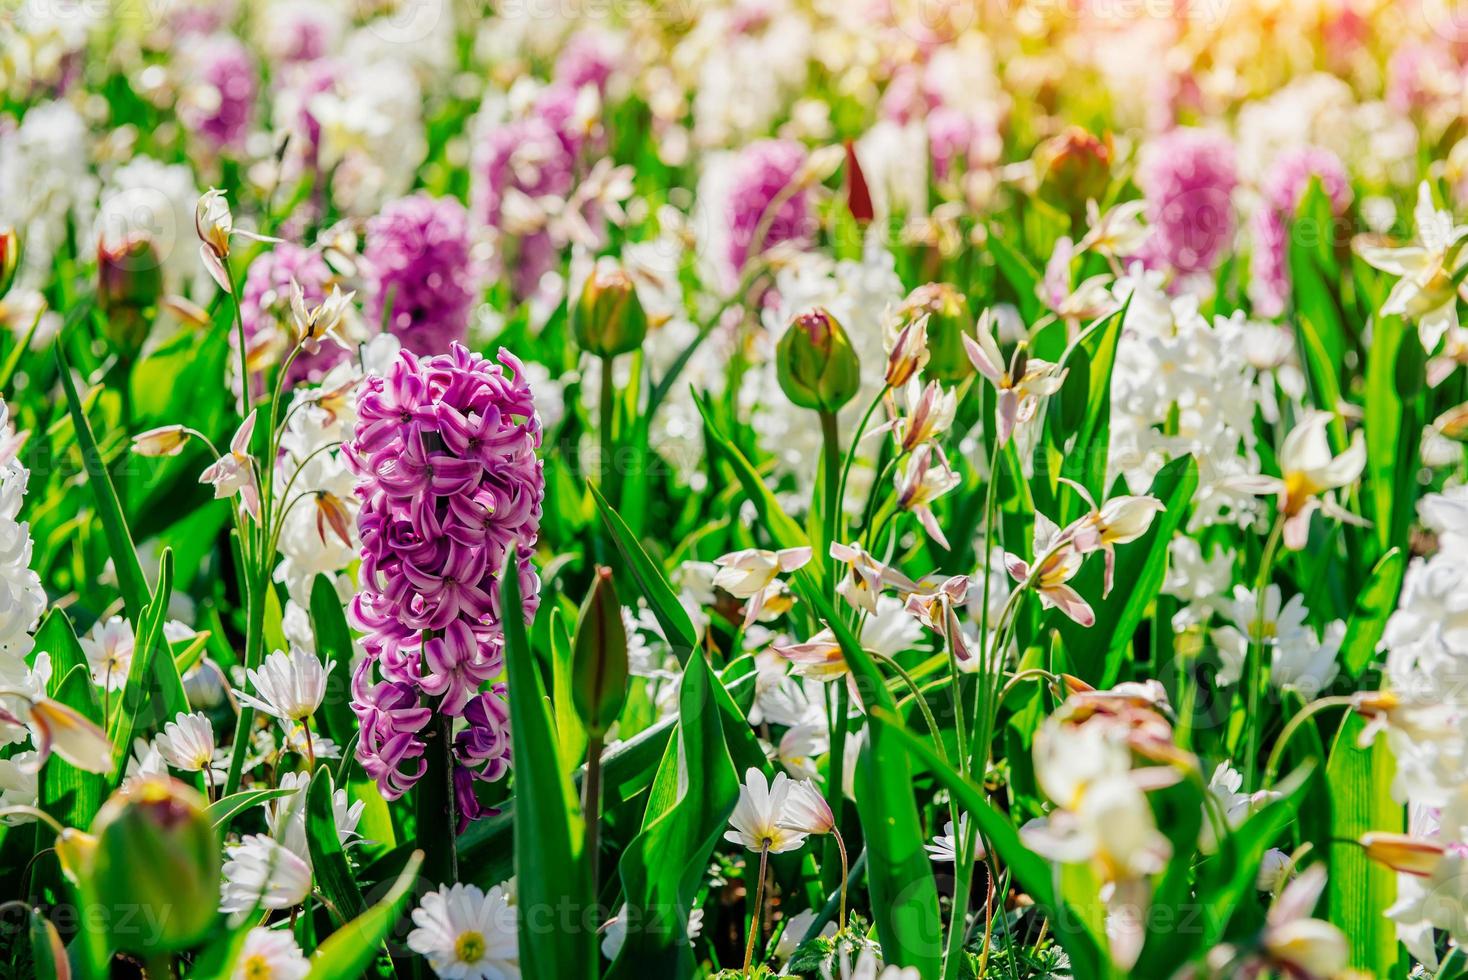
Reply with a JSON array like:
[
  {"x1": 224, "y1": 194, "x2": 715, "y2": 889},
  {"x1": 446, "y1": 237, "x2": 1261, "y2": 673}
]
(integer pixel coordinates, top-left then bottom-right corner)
[
  {"x1": 236, "y1": 648, "x2": 333, "y2": 723},
  {"x1": 233, "y1": 926, "x2": 310, "y2": 980},
  {"x1": 154, "y1": 711, "x2": 215, "y2": 773},
  {"x1": 924, "y1": 814, "x2": 983, "y2": 863},
  {"x1": 407, "y1": 882, "x2": 520, "y2": 980},
  {"x1": 724, "y1": 768, "x2": 809, "y2": 854},
  {"x1": 80, "y1": 615, "x2": 135, "y2": 691},
  {"x1": 219, "y1": 834, "x2": 313, "y2": 913},
  {"x1": 266, "y1": 770, "x2": 364, "y2": 861}
]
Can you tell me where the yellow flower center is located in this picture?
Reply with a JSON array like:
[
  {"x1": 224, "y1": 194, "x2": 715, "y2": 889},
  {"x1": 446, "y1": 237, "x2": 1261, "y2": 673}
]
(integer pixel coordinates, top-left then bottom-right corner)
[
  {"x1": 456, "y1": 931, "x2": 486, "y2": 963},
  {"x1": 242, "y1": 954, "x2": 272, "y2": 980}
]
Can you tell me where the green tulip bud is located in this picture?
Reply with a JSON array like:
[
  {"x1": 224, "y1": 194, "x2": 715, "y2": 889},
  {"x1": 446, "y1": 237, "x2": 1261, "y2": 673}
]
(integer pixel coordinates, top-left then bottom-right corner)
[
  {"x1": 572, "y1": 264, "x2": 648, "y2": 358},
  {"x1": 88, "y1": 776, "x2": 220, "y2": 952},
  {"x1": 0, "y1": 226, "x2": 17, "y2": 298},
  {"x1": 897, "y1": 283, "x2": 974, "y2": 382},
  {"x1": 572, "y1": 566, "x2": 629, "y2": 738},
  {"x1": 777, "y1": 307, "x2": 861, "y2": 413},
  {"x1": 97, "y1": 235, "x2": 164, "y2": 353}
]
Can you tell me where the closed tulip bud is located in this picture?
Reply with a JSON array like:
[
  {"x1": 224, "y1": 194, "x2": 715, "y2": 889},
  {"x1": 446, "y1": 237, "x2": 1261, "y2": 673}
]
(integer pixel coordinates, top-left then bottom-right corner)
[
  {"x1": 0, "y1": 226, "x2": 17, "y2": 297},
  {"x1": 89, "y1": 776, "x2": 220, "y2": 952},
  {"x1": 572, "y1": 567, "x2": 629, "y2": 738},
  {"x1": 1035, "y1": 127, "x2": 1114, "y2": 215},
  {"x1": 573, "y1": 264, "x2": 648, "y2": 358},
  {"x1": 897, "y1": 283, "x2": 974, "y2": 382},
  {"x1": 777, "y1": 308, "x2": 861, "y2": 413},
  {"x1": 97, "y1": 236, "x2": 163, "y2": 352}
]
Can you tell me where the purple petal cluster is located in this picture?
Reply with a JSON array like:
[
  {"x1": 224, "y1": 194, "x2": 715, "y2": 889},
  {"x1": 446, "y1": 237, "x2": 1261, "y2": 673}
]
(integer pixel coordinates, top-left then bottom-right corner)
[
  {"x1": 183, "y1": 33, "x2": 258, "y2": 152},
  {"x1": 364, "y1": 193, "x2": 483, "y2": 356},
  {"x1": 724, "y1": 138, "x2": 810, "y2": 279},
  {"x1": 240, "y1": 242, "x2": 351, "y2": 388},
  {"x1": 348, "y1": 343, "x2": 543, "y2": 817},
  {"x1": 1249, "y1": 145, "x2": 1351, "y2": 317},
  {"x1": 554, "y1": 31, "x2": 620, "y2": 94},
  {"x1": 1137, "y1": 127, "x2": 1238, "y2": 276},
  {"x1": 469, "y1": 87, "x2": 581, "y2": 300}
]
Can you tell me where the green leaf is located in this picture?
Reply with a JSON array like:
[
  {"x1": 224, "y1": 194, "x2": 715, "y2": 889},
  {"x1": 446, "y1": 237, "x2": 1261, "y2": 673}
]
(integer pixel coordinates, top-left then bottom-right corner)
[
  {"x1": 1339, "y1": 548, "x2": 1405, "y2": 678},
  {"x1": 56, "y1": 343, "x2": 150, "y2": 622},
  {"x1": 869, "y1": 708, "x2": 1105, "y2": 979},
  {"x1": 308, "y1": 574, "x2": 357, "y2": 747},
  {"x1": 308, "y1": 766, "x2": 369, "y2": 927},
  {"x1": 207, "y1": 788, "x2": 296, "y2": 829},
  {"x1": 106, "y1": 549, "x2": 188, "y2": 777},
  {"x1": 987, "y1": 227, "x2": 1043, "y2": 323},
  {"x1": 1364, "y1": 314, "x2": 1424, "y2": 557},
  {"x1": 1050, "y1": 304, "x2": 1125, "y2": 512},
  {"x1": 608, "y1": 651, "x2": 739, "y2": 975},
  {"x1": 1194, "y1": 767, "x2": 1314, "y2": 950},
  {"x1": 551, "y1": 608, "x2": 589, "y2": 777},
  {"x1": 304, "y1": 850, "x2": 424, "y2": 979},
  {"x1": 795, "y1": 592, "x2": 940, "y2": 976},
  {"x1": 26, "y1": 908, "x2": 68, "y2": 980},
  {"x1": 572, "y1": 568, "x2": 630, "y2": 737},
  {"x1": 39, "y1": 664, "x2": 105, "y2": 830},
  {"x1": 693, "y1": 395, "x2": 820, "y2": 590},
  {"x1": 1288, "y1": 180, "x2": 1349, "y2": 374},
  {"x1": 34, "y1": 609, "x2": 91, "y2": 689},
  {"x1": 1326, "y1": 715, "x2": 1401, "y2": 976},
  {"x1": 503, "y1": 562, "x2": 597, "y2": 980},
  {"x1": 590, "y1": 482, "x2": 699, "y2": 661}
]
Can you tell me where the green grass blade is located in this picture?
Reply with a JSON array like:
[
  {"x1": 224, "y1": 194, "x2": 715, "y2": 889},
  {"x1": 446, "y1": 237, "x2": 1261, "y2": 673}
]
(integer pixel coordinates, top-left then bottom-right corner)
[
  {"x1": 502, "y1": 562, "x2": 597, "y2": 979},
  {"x1": 589, "y1": 481, "x2": 699, "y2": 660},
  {"x1": 304, "y1": 849, "x2": 424, "y2": 979},
  {"x1": 55, "y1": 343, "x2": 149, "y2": 622}
]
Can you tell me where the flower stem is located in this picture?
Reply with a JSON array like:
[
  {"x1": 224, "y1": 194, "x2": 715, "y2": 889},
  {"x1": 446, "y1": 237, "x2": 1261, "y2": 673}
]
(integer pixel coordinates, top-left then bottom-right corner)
[
  {"x1": 599, "y1": 353, "x2": 616, "y2": 505},
  {"x1": 583, "y1": 732, "x2": 604, "y2": 901},
  {"x1": 743, "y1": 844, "x2": 770, "y2": 977},
  {"x1": 1244, "y1": 516, "x2": 1285, "y2": 788},
  {"x1": 833, "y1": 827, "x2": 849, "y2": 931},
  {"x1": 416, "y1": 708, "x2": 459, "y2": 885},
  {"x1": 1263, "y1": 695, "x2": 1355, "y2": 787},
  {"x1": 818, "y1": 409, "x2": 841, "y2": 588}
]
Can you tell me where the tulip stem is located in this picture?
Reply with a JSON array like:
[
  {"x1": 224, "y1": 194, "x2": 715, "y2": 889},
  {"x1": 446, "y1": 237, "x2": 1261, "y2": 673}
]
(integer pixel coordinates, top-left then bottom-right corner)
[
  {"x1": 1244, "y1": 516, "x2": 1285, "y2": 788},
  {"x1": 742, "y1": 843, "x2": 770, "y2": 977},
  {"x1": 599, "y1": 353, "x2": 616, "y2": 507},
  {"x1": 1263, "y1": 695, "x2": 1355, "y2": 788},
  {"x1": 836, "y1": 387, "x2": 888, "y2": 543},
  {"x1": 823, "y1": 681, "x2": 849, "y2": 901},
  {"x1": 833, "y1": 826, "x2": 848, "y2": 931},
  {"x1": 583, "y1": 732, "x2": 604, "y2": 900},
  {"x1": 819, "y1": 410, "x2": 841, "y2": 585}
]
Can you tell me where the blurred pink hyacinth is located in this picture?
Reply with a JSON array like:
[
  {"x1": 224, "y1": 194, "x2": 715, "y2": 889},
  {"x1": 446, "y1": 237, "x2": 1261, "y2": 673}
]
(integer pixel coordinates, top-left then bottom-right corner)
[
  {"x1": 1249, "y1": 146, "x2": 1351, "y2": 317},
  {"x1": 1137, "y1": 127, "x2": 1238, "y2": 276}
]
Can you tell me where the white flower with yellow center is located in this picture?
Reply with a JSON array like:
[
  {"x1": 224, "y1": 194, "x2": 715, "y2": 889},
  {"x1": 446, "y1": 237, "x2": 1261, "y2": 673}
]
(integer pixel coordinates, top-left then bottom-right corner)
[
  {"x1": 232, "y1": 926, "x2": 308, "y2": 980},
  {"x1": 407, "y1": 882, "x2": 519, "y2": 980},
  {"x1": 724, "y1": 768, "x2": 809, "y2": 854}
]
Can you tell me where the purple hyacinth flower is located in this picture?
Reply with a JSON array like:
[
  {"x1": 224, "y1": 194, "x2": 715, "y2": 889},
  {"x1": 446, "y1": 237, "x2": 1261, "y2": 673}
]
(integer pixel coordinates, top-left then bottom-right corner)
[
  {"x1": 363, "y1": 193, "x2": 484, "y2": 357},
  {"x1": 348, "y1": 343, "x2": 543, "y2": 816}
]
